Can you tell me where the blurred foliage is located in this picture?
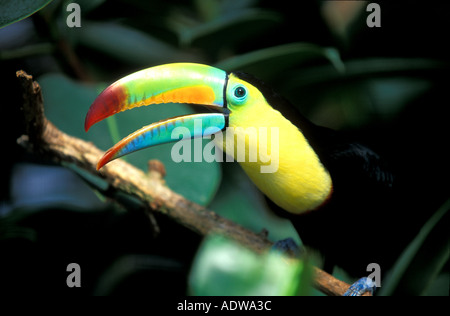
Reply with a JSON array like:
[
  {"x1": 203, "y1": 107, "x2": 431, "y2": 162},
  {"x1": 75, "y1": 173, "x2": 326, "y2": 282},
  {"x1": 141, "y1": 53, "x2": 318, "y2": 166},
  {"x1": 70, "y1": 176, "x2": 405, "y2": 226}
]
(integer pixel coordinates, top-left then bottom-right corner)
[
  {"x1": 0, "y1": 0, "x2": 53, "y2": 29},
  {"x1": 189, "y1": 235, "x2": 312, "y2": 296},
  {"x1": 379, "y1": 199, "x2": 449, "y2": 296},
  {"x1": 1, "y1": 0, "x2": 449, "y2": 296}
]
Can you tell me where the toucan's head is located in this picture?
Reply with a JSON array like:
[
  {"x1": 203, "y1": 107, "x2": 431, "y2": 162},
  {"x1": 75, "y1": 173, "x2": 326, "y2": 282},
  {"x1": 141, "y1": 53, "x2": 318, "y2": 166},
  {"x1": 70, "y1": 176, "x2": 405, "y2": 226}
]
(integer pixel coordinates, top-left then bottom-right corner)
[
  {"x1": 85, "y1": 63, "x2": 273, "y2": 170},
  {"x1": 85, "y1": 63, "x2": 332, "y2": 214}
]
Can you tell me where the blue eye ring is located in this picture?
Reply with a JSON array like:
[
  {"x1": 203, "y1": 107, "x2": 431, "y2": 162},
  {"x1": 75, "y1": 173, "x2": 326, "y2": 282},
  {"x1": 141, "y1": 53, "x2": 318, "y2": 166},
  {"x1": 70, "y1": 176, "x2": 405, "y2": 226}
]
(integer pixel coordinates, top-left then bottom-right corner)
[
  {"x1": 232, "y1": 85, "x2": 248, "y2": 103},
  {"x1": 234, "y1": 86, "x2": 247, "y2": 98}
]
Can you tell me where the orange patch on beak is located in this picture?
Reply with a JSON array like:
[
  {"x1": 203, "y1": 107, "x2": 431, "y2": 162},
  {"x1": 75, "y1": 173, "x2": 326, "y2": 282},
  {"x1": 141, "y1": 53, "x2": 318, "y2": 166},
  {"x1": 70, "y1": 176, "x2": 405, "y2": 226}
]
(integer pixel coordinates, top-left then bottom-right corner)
[{"x1": 142, "y1": 85, "x2": 216, "y2": 106}]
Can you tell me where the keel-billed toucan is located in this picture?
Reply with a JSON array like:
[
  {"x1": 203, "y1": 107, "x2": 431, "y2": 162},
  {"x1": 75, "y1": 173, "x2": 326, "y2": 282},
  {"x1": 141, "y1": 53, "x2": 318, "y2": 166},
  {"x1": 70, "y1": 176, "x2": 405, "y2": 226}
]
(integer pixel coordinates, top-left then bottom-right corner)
[{"x1": 85, "y1": 63, "x2": 405, "y2": 287}]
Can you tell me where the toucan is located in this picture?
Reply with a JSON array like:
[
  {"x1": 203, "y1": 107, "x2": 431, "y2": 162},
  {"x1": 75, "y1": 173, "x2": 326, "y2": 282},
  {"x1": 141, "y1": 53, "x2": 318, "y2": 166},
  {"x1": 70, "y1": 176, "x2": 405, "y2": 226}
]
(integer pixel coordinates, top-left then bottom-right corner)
[{"x1": 84, "y1": 63, "x2": 419, "y2": 295}]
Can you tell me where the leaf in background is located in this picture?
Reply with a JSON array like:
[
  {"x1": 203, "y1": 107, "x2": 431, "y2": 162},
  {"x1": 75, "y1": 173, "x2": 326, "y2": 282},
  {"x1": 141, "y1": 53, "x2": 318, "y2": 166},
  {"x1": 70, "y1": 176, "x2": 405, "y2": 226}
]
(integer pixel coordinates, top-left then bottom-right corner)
[
  {"x1": 219, "y1": 0, "x2": 258, "y2": 14},
  {"x1": 189, "y1": 235, "x2": 312, "y2": 296},
  {"x1": 176, "y1": 9, "x2": 281, "y2": 49},
  {"x1": 73, "y1": 21, "x2": 197, "y2": 66},
  {"x1": 93, "y1": 255, "x2": 184, "y2": 296},
  {"x1": 194, "y1": 0, "x2": 220, "y2": 22},
  {"x1": 39, "y1": 73, "x2": 221, "y2": 206},
  {"x1": 70, "y1": 0, "x2": 106, "y2": 13},
  {"x1": 0, "y1": 42, "x2": 54, "y2": 60},
  {"x1": 379, "y1": 199, "x2": 449, "y2": 296},
  {"x1": 216, "y1": 43, "x2": 344, "y2": 80},
  {"x1": 0, "y1": 0, "x2": 53, "y2": 29},
  {"x1": 209, "y1": 162, "x2": 300, "y2": 244},
  {"x1": 285, "y1": 58, "x2": 448, "y2": 90},
  {"x1": 0, "y1": 212, "x2": 37, "y2": 242},
  {"x1": 10, "y1": 163, "x2": 105, "y2": 211},
  {"x1": 193, "y1": 0, "x2": 257, "y2": 22}
]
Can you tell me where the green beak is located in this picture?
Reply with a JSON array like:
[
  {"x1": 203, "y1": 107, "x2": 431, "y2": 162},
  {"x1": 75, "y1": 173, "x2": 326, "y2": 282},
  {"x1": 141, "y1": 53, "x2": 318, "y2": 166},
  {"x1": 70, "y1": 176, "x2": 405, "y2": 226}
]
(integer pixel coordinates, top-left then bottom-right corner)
[{"x1": 85, "y1": 63, "x2": 229, "y2": 170}]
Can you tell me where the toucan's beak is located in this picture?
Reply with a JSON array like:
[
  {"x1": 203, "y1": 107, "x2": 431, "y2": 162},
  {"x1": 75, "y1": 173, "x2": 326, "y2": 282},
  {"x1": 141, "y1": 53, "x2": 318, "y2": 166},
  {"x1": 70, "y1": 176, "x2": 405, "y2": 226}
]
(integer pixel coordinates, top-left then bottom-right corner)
[{"x1": 85, "y1": 63, "x2": 229, "y2": 170}]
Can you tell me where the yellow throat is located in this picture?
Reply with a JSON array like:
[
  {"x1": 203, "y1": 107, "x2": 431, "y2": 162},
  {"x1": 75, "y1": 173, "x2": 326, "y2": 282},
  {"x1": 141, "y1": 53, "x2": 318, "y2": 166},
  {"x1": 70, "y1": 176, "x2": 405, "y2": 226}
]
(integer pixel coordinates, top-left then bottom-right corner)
[{"x1": 218, "y1": 74, "x2": 333, "y2": 214}]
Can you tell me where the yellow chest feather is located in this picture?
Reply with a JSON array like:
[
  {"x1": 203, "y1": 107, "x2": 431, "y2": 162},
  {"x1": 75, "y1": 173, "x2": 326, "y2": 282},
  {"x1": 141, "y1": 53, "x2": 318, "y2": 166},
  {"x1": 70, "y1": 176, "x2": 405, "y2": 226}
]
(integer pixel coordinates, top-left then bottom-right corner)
[{"x1": 222, "y1": 108, "x2": 333, "y2": 214}]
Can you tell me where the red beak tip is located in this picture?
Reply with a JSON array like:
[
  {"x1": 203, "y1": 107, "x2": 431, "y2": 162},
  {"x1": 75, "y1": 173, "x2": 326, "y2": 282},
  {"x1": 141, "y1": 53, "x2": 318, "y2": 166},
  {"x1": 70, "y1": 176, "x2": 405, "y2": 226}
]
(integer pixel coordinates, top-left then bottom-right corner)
[
  {"x1": 96, "y1": 158, "x2": 106, "y2": 171},
  {"x1": 96, "y1": 148, "x2": 117, "y2": 171},
  {"x1": 84, "y1": 109, "x2": 95, "y2": 132}
]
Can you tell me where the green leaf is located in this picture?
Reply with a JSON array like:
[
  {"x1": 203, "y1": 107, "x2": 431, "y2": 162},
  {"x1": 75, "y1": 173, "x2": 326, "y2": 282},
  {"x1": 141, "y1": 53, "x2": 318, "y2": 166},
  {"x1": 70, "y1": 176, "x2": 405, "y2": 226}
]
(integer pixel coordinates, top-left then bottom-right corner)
[
  {"x1": 194, "y1": 0, "x2": 220, "y2": 22},
  {"x1": 0, "y1": 43, "x2": 54, "y2": 60},
  {"x1": 0, "y1": 215, "x2": 37, "y2": 242},
  {"x1": 216, "y1": 43, "x2": 344, "y2": 80},
  {"x1": 176, "y1": 9, "x2": 281, "y2": 48},
  {"x1": 219, "y1": 0, "x2": 257, "y2": 14},
  {"x1": 189, "y1": 235, "x2": 312, "y2": 296},
  {"x1": 39, "y1": 73, "x2": 221, "y2": 206},
  {"x1": 379, "y1": 199, "x2": 450, "y2": 296},
  {"x1": 74, "y1": 21, "x2": 195, "y2": 66},
  {"x1": 93, "y1": 255, "x2": 183, "y2": 296},
  {"x1": 69, "y1": 0, "x2": 106, "y2": 13},
  {"x1": 194, "y1": 0, "x2": 257, "y2": 21},
  {"x1": 285, "y1": 58, "x2": 448, "y2": 90},
  {"x1": 0, "y1": 0, "x2": 53, "y2": 29}
]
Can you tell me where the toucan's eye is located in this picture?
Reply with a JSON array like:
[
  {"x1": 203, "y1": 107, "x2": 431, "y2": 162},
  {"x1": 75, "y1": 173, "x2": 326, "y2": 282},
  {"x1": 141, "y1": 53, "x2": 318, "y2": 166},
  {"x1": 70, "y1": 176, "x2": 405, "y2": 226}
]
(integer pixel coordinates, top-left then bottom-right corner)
[
  {"x1": 228, "y1": 84, "x2": 249, "y2": 107},
  {"x1": 234, "y1": 86, "x2": 247, "y2": 99}
]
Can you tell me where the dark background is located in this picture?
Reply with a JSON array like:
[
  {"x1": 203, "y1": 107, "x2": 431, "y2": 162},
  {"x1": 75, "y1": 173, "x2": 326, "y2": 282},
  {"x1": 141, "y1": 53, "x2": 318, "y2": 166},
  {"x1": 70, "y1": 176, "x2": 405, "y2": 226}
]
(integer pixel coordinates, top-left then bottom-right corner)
[{"x1": 1, "y1": 0, "x2": 448, "y2": 295}]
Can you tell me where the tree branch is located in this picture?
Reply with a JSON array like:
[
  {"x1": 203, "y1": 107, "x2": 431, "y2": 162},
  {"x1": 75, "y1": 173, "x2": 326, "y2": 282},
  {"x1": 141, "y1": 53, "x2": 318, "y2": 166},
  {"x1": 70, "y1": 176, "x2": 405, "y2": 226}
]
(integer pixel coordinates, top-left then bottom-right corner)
[{"x1": 15, "y1": 70, "x2": 361, "y2": 296}]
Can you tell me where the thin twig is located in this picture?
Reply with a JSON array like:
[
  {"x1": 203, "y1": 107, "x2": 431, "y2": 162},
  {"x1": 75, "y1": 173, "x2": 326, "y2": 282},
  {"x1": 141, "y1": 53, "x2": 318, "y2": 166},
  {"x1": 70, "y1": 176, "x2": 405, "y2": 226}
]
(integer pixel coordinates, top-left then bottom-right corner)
[{"x1": 15, "y1": 70, "x2": 360, "y2": 296}]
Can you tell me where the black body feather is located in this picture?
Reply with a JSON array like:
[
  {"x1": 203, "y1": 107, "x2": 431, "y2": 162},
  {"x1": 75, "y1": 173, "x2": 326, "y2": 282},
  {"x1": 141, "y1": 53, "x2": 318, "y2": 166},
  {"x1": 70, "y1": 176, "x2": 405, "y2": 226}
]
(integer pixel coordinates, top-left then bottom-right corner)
[{"x1": 234, "y1": 72, "x2": 434, "y2": 276}]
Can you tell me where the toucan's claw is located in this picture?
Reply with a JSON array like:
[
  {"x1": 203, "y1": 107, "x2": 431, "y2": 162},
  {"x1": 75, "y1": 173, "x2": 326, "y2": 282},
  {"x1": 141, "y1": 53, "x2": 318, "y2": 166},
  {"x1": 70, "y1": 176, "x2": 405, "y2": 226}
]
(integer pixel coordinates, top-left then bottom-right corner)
[
  {"x1": 271, "y1": 238, "x2": 302, "y2": 257},
  {"x1": 344, "y1": 277, "x2": 376, "y2": 296}
]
